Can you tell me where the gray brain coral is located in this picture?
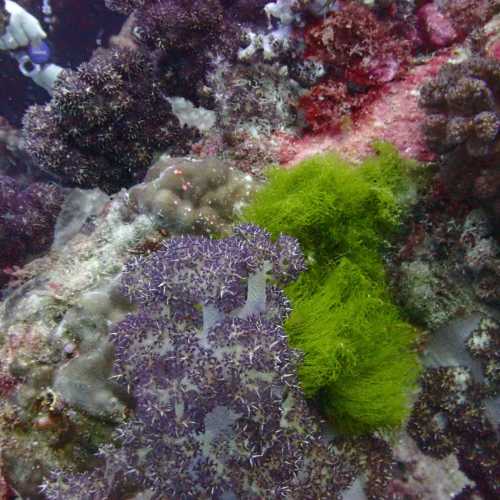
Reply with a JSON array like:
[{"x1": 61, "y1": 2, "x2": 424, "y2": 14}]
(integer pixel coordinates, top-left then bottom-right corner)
[{"x1": 127, "y1": 156, "x2": 258, "y2": 235}]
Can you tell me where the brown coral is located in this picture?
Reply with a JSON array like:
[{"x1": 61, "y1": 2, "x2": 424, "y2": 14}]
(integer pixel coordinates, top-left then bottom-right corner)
[{"x1": 420, "y1": 57, "x2": 500, "y2": 223}]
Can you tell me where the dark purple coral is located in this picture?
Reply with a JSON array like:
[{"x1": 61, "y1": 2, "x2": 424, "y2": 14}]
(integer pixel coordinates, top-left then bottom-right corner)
[
  {"x1": 42, "y1": 226, "x2": 356, "y2": 499},
  {"x1": 105, "y1": 0, "x2": 246, "y2": 56},
  {"x1": 105, "y1": 0, "x2": 251, "y2": 107},
  {"x1": 407, "y1": 367, "x2": 499, "y2": 498},
  {"x1": 0, "y1": 176, "x2": 64, "y2": 286},
  {"x1": 420, "y1": 57, "x2": 500, "y2": 223},
  {"x1": 23, "y1": 48, "x2": 197, "y2": 193}
]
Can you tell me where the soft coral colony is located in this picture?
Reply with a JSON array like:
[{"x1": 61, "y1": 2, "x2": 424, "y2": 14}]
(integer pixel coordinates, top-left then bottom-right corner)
[
  {"x1": 43, "y1": 226, "x2": 355, "y2": 499},
  {"x1": 0, "y1": 0, "x2": 499, "y2": 499}
]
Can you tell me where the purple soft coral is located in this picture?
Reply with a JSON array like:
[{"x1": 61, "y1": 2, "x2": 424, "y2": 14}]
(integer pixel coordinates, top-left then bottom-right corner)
[
  {"x1": 23, "y1": 48, "x2": 197, "y2": 193},
  {"x1": 0, "y1": 176, "x2": 64, "y2": 287},
  {"x1": 42, "y1": 226, "x2": 356, "y2": 499}
]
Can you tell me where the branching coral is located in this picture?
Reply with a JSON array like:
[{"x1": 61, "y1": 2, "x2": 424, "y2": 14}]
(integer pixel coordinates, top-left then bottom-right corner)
[
  {"x1": 242, "y1": 143, "x2": 421, "y2": 434},
  {"x1": 420, "y1": 57, "x2": 500, "y2": 222},
  {"x1": 23, "y1": 48, "x2": 196, "y2": 193},
  {"x1": 42, "y1": 225, "x2": 357, "y2": 499},
  {"x1": 0, "y1": 176, "x2": 64, "y2": 288}
]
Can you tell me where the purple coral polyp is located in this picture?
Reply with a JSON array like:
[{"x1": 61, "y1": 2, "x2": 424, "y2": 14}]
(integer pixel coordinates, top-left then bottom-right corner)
[
  {"x1": 0, "y1": 175, "x2": 64, "y2": 287},
  {"x1": 42, "y1": 226, "x2": 355, "y2": 498}
]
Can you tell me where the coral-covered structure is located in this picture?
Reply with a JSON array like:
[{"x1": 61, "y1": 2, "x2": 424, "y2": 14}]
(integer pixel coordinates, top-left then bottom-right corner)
[
  {"x1": 104, "y1": 0, "x2": 265, "y2": 106},
  {"x1": 23, "y1": 48, "x2": 196, "y2": 193},
  {"x1": 42, "y1": 225, "x2": 356, "y2": 499},
  {"x1": 421, "y1": 58, "x2": 499, "y2": 159},
  {"x1": 0, "y1": 175, "x2": 64, "y2": 288},
  {"x1": 420, "y1": 57, "x2": 500, "y2": 222}
]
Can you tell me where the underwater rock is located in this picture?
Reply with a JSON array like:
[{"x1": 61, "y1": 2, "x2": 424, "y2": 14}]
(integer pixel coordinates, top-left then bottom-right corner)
[
  {"x1": 387, "y1": 431, "x2": 476, "y2": 499},
  {"x1": 398, "y1": 259, "x2": 476, "y2": 331}
]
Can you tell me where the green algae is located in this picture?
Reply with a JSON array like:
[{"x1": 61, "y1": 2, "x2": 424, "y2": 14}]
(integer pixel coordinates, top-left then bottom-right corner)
[{"x1": 242, "y1": 143, "x2": 421, "y2": 434}]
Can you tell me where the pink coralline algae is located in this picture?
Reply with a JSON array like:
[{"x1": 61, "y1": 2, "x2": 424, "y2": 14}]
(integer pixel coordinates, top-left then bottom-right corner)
[
  {"x1": 280, "y1": 49, "x2": 453, "y2": 165},
  {"x1": 417, "y1": 3, "x2": 458, "y2": 49},
  {"x1": 416, "y1": 0, "x2": 498, "y2": 50},
  {"x1": 438, "y1": 0, "x2": 499, "y2": 41}
]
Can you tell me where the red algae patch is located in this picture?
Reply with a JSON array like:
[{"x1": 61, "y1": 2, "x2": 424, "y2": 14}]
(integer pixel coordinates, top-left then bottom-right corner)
[{"x1": 279, "y1": 50, "x2": 454, "y2": 166}]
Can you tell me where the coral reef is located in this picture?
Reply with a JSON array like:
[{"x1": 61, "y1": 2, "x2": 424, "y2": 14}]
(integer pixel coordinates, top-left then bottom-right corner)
[
  {"x1": 0, "y1": 152, "x2": 272, "y2": 496},
  {"x1": 279, "y1": 48, "x2": 453, "y2": 165},
  {"x1": 395, "y1": 190, "x2": 500, "y2": 330},
  {"x1": 0, "y1": 0, "x2": 498, "y2": 497},
  {"x1": 104, "y1": 0, "x2": 264, "y2": 105},
  {"x1": 0, "y1": 175, "x2": 64, "y2": 289},
  {"x1": 127, "y1": 155, "x2": 258, "y2": 235},
  {"x1": 243, "y1": 143, "x2": 421, "y2": 434},
  {"x1": 42, "y1": 225, "x2": 356, "y2": 499},
  {"x1": 420, "y1": 57, "x2": 500, "y2": 222},
  {"x1": 23, "y1": 47, "x2": 196, "y2": 193},
  {"x1": 277, "y1": 3, "x2": 500, "y2": 167}
]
